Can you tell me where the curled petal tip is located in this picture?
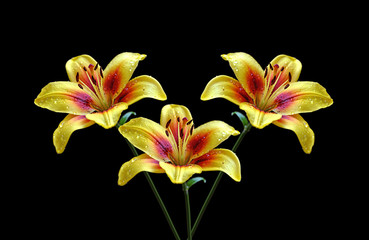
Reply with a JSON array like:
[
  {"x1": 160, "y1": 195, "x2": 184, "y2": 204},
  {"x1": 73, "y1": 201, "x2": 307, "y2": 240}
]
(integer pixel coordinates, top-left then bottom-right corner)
[
  {"x1": 139, "y1": 54, "x2": 147, "y2": 60},
  {"x1": 232, "y1": 129, "x2": 240, "y2": 136},
  {"x1": 221, "y1": 54, "x2": 229, "y2": 60}
]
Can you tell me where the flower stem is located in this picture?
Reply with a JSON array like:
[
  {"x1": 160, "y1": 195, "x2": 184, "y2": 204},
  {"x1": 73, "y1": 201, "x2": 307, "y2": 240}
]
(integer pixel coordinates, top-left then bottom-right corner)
[
  {"x1": 124, "y1": 138, "x2": 181, "y2": 240},
  {"x1": 190, "y1": 122, "x2": 252, "y2": 238},
  {"x1": 183, "y1": 183, "x2": 192, "y2": 240}
]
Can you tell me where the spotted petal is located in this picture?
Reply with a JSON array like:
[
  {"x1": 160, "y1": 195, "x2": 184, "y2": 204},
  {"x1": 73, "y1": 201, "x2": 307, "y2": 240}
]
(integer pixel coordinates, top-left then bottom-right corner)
[
  {"x1": 221, "y1": 53, "x2": 265, "y2": 99},
  {"x1": 34, "y1": 81, "x2": 96, "y2": 115},
  {"x1": 187, "y1": 121, "x2": 240, "y2": 159},
  {"x1": 273, "y1": 114, "x2": 314, "y2": 154},
  {"x1": 201, "y1": 75, "x2": 253, "y2": 105},
  {"x1": 53, "y1": 114, "x2": 94, "y2": 154},
  {"x1": 118, "y1": 154, "x2": 165, "y2": 186},
  {"x1": 103, "y1": 52, "x2": 147, "y2": 99},
  {"x1": 193, "y1": 149, "x2": 241, "y2": 182},
  {"x1": 119, "y1": 117, "x2": 172, "y2": 162},
  {"x1": 159, "y1": 162, "x2": 202, "y2": 184}
]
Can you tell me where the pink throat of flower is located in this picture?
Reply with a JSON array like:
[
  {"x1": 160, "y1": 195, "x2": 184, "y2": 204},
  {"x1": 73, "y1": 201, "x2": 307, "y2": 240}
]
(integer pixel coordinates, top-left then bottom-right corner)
[
  {"x1": 164, "y1": 117, "x2": 195, "y2": 166},
  {"x1": 76, "y1": 63, "x2": 111, "y2": 111}
]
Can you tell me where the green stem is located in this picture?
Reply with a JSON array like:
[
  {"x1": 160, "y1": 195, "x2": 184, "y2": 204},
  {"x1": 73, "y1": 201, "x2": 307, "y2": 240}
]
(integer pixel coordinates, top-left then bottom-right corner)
[
  {"x1": 190, "y1": 123, "x2": 252, "y2": 238},
  {"x1": 124, "y1": 138, "x2": 181, "y2": 240},
  {"x1": 183, "y1": 183, "x2": 192, "y2": 240}
]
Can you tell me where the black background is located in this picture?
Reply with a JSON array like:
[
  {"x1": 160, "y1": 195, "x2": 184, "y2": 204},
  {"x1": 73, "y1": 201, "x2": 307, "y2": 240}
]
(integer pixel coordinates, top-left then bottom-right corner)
[{"x1": 10, "y1": 3, "x2": 361, "y2": 239}]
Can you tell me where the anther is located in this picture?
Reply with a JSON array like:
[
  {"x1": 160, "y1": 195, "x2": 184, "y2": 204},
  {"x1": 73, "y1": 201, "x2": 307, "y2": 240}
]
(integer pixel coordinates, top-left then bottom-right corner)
[
  {"x1": 186, "y1": 119, "x2": 193, "y2": 125},
  {"x1": 166, "y1": 119, "x2": 172, "y2": 128},
  {"x1": 94, "y1": 63, "x2": 99, "y2": 70},
  {"x1": 91, "y1": 75, "x2": 97, "y2": 85},
  {"x1": 165, "y1": 130, "x2": 169, "y2": 137},
  {"x1": 177, "y1": 117, "x2": 180, "y2": 122},
  {"x1": 281, "y1": 66, "x2": 285, "y2": 71},
  {"x1": 83, "y1": 66, "x2": 87, "y2": 71},
  {"x1": 100, "y1": 67, "x2": 104, "y2": 78},
  {"x1": 269, "y1": 63, "x2": 273, "y2": 70},
  {"x1": 284, "y1": 83, "x2": 290, "y2": 89},
  {"x1": 288, "y1": 72, "x2": 292, "y2": 82},
  {"x1": 76, "y1": 72, "x2": 79, "y2": 82},
  {"x1": 271, "y1": 75, "x2": 277, "y2": 85},
  {"x1": 190, "y1": 125, "x2": 194, "y2": 135},
  {"x1": 180, "y1": 128, "x2": 184, "y2": 139},
  {"x1": 264, "y1": 68, "x2": 268, "y2": 78},
  {"x1": 78, "y1": 83, "x2": 83, "y2": 89}
]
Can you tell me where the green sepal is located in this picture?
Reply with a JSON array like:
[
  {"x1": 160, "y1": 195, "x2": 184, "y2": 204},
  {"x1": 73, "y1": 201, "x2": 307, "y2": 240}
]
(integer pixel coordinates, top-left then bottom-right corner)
[
  {"x1": 116, "y1": 111, "x2": 137, "y2": 128},
  {"x1": 183, "y1": 177, "x2": 206, "y2": 191},
  {"x1": 231, "y1": 111, "x2": 250, "y2": 128}
]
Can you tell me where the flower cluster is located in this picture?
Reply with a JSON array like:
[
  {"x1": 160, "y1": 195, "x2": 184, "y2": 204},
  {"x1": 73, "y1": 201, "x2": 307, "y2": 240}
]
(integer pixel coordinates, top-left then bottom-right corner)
[
  {"x1": 35, "y1": 52, "x2": 333, "y2": 238},
  {"x1": 35, "y1": 51, "x2": 333, "y2": 179}
]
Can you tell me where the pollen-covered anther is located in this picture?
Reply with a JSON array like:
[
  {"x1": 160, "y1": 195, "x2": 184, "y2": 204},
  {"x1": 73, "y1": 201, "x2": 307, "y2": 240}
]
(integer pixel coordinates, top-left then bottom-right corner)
[
  {"x1": 99, "y1": 67, "x2": 104, "y2": 78},
  {"x1": 166, "y1": 119, "x2": 172, "y2": 128},
  {"x1": 180, "y1": 128, "x2": 184, "y2": 139}
]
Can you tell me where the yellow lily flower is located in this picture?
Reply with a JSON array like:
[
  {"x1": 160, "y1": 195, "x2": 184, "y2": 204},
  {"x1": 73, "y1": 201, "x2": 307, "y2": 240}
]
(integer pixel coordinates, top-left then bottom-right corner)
[
  {"x1": 201, "y1": 53, "x2": 333, "y2": 154},
  {"x1": 35, "y1": 53, "x2": 167, "y2": 154},
  {"x1": 118, "y1": 104, "x2": 241, "y2": 185}
]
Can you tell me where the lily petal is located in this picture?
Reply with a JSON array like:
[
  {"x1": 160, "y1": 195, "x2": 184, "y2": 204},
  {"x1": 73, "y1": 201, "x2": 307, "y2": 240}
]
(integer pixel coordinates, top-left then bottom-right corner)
[
  {"x1": 159, "y1": 162, "x2": 202, "y2": 184},
  {"x1": 273, "y1": 114, "x2": 315, "y2": 154},
  {"x1": 53, "y1": 114, "x2": 94, "y2": 154},
  {"x1": 187, "y1": 121, "x2": 240, "y2": 159},
  {"x1": 118, "y1": 154, "x2": 165, "y2": 186},
  {"x1": 86, "y1": 102, "x2": 128, "y2": 129},
  {"x1": 270, "y1": 54, "x2": 302, "y2": 87},
  {"x1": 34, "y1": 81, "x2": 95, "y2": 114},
  {"x1": 103, "y1": 52, "x2": 147, "y2": 99},
  {"x1": 114, "y1": 75, "x2": 167, "y2": 105},
  {"x1": 240, "y1": 102, "x2": 282, "y2": 129},
  {"x1": 221, "y1": 52, "x2": 265, "y2": 99},
  {"x1": 66, "y1": 54, "x2": 97, "y2": 85},
  {"x1": 193, "y1": 149, "x2": 241, "y2": 182},
  {"x1": 273, "y1": 81, "x2": 333, "y2": 115},
  {"x1": 159, "y1": 104, "x2": 193, "y2": 141},
  {"x1": 119, "y1": 117, "x2": 172, "y2": 161},
  {"x1": 201, "y1": 75, "x2": 253, "y2": 105}
]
